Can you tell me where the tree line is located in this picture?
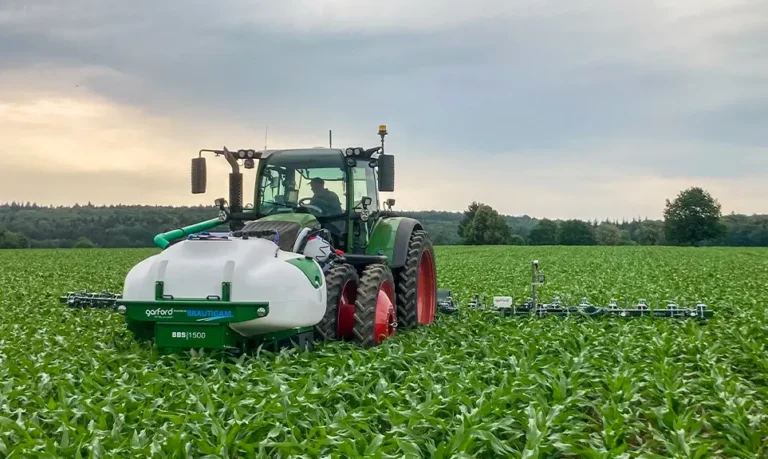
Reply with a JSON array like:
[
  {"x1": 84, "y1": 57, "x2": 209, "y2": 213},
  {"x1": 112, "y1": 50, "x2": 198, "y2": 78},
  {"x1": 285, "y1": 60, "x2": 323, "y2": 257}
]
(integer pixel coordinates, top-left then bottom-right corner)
[
  {"x1": 0, "y1": 187, "x2": 766, "y2": 248},
  {"x1": 456, "y1": 187, "x2": 768, "y2": 247}
]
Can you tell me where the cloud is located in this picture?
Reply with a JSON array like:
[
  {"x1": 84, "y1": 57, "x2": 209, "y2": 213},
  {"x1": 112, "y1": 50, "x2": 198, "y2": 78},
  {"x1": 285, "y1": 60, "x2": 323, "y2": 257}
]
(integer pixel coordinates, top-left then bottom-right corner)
[
  {"x1": 391, "y1": 152, "x2": 768, "y2": 220},
  {"x1": 1, "y1": 0, "x2": 767, "y2": 219}
]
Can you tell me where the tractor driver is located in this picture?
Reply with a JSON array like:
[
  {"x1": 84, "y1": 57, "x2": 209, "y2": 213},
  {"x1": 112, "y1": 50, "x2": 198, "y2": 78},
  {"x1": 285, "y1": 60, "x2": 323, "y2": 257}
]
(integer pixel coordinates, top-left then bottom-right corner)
[{"x1": 308, "y1": 177, "x2": 343, "y2": 215}]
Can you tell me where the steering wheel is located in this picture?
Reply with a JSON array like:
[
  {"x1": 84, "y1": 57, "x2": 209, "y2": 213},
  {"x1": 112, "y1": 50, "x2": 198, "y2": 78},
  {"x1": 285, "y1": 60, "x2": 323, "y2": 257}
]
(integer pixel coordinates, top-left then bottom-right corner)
[{"x1": 298, "y1": 197, "x2": 324, "y2": 214}]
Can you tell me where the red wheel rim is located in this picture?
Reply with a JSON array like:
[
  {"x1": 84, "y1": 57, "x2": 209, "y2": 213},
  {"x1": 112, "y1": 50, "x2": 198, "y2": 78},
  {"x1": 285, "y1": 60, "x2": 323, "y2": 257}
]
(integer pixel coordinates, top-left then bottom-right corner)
[
  {"x1": 416, "y1": 250, "x2": 436, "y2": 325},
  {"x1": 373, "y1": 279, "x2": 396, "y2": 345},
  {"x1": 337, "y1": 280, "x2": 357, "y2": 339}
]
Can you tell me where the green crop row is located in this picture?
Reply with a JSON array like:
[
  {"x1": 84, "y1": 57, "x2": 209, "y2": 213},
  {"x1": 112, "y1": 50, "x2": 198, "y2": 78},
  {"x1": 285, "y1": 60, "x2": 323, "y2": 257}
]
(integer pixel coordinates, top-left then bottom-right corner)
[{"x1": 1, "y1": 246, "x2": 767, "y2": 457}]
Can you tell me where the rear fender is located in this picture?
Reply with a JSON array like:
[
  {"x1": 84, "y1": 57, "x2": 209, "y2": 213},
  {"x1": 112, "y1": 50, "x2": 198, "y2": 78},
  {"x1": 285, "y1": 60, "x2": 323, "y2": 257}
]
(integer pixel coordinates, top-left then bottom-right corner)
[{"x1": 365, "y1": 217, "x2": 423, "y2": 269}]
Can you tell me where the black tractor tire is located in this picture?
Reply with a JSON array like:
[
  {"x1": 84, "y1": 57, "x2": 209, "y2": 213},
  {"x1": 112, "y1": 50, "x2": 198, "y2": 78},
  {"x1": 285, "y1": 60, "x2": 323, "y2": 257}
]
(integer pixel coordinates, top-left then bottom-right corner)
[
  {"x1": 395, "y1": 229, "x2": 437, "y2": 329},
  {"x1": 314, "y1": 264, "x2": 359, "y2": 342},
  {"x1": 352, "y1": 264, "x2": 396, "y2": 347}
]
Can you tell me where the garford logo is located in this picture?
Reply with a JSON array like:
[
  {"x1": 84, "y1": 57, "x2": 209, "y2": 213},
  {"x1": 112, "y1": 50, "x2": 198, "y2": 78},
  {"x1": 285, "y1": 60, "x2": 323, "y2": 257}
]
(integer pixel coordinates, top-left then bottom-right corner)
[{"x1": 146, "y1": 308, "x2": 175, "y2": 317}]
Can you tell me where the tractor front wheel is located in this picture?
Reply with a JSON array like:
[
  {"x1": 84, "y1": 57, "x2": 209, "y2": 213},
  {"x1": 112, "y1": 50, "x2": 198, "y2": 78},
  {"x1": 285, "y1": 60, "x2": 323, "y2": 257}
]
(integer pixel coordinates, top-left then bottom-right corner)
[
  {"x1": 396, "y1": 229, "x2": 437, "y2": 329},
  {"x1": 314, "y1": 264, "x2": 358, "y2": 342},
  {"x1": 352, "y1": 264, "x2": 396, "y2": 347}
]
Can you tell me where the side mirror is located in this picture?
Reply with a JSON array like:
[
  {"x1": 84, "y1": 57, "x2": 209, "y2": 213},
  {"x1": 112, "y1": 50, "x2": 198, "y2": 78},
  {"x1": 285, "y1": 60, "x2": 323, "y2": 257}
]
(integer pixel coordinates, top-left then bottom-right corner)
[
  {"x1": 385, "y1": 198, "x2": 396, "y2": 208},
  {"x1": 191, "y1": 157, "x2": 207, "y2": 194},
  {"x1": 378, "y1": 154, "x2": 394, "y2": 192}
]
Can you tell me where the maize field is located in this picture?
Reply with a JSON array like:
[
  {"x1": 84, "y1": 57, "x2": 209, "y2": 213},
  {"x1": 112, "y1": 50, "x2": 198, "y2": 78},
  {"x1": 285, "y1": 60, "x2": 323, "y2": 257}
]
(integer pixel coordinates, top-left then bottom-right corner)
[{"x1": 1, "y1": 246, "x2": 767, "y2": 457}]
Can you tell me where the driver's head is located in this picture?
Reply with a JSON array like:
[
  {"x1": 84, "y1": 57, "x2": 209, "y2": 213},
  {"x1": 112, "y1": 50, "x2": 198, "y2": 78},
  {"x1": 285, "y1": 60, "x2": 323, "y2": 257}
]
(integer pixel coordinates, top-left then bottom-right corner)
[{"x1": 310, "y1": 177, "x2": 324, "y2": 195}]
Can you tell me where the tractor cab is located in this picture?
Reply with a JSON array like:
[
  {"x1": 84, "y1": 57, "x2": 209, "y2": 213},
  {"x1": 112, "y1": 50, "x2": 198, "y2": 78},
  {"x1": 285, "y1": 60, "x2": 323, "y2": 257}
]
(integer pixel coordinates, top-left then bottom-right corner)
[
  {"x1": 252, "y1": 148, "x2": 379, "y2": 249},
  {"x1": 190, "y1": 125, "x2": 395, "y2": 254}
]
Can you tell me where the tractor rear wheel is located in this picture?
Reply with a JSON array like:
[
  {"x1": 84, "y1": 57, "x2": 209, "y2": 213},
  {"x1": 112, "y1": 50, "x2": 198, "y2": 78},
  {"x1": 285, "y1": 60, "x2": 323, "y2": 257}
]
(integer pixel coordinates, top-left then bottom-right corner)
[
  {"x1": 352, "y1": 264, "x2": 396, "y2": 347},
  {"x1": 314, "y1": 264, "x2": 359, "y2": 342},
  {"x1": 396, "y1": 229, "x2": 437, "y2": 329}
]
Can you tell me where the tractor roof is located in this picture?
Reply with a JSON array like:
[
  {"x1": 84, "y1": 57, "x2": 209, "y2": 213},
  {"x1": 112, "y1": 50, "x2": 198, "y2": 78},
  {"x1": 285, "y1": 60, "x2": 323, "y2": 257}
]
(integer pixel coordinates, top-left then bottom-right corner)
[{"x1": 261, "y1": 148, "x2": 345, "y2": 168}]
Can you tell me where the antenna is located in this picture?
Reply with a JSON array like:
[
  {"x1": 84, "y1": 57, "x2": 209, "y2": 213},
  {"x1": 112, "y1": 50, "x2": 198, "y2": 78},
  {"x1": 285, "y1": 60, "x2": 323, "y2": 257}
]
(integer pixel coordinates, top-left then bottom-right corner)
[
  {"x1": 264, "y1": 126, "x2": 268, "y2": 150},
  {"x1": 329, "y1": 129, "x2": 332, "y2": 148}
]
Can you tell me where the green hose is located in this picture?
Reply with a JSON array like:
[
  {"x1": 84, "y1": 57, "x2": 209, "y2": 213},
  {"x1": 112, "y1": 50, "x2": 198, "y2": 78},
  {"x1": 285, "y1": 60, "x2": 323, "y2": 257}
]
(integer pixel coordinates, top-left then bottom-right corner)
[{"x1": 153, "y1": 217, "x2": 225, "y2": 249}]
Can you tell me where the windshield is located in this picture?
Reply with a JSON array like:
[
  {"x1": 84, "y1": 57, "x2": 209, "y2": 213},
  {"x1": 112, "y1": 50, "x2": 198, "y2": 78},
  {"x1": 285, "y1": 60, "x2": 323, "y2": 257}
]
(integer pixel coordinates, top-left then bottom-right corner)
[{"x1": 256, "y1": 149, "x2": 347, "y2": 217}]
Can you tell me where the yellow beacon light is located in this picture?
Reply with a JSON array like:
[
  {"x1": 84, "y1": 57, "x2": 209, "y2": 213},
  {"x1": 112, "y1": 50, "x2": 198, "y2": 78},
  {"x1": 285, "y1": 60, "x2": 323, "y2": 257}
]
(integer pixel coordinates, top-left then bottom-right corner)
[{"x1": 378, "y1": 124, "x2": 388, "y2": 137}]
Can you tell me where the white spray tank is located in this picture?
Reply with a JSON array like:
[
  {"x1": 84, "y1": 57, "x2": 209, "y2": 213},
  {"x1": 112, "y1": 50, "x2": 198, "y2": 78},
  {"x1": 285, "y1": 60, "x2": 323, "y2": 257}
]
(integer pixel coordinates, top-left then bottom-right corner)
[{"x1": 122, "y1": 234, "x2": 328, "y2": 336}]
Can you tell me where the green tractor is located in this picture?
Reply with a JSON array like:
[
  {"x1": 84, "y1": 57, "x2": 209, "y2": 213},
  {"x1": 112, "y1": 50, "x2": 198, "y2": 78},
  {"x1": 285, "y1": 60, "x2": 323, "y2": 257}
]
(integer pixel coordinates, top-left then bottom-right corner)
[{"x1": 63, "y1": 125, "x2": 439, "y2": 353}]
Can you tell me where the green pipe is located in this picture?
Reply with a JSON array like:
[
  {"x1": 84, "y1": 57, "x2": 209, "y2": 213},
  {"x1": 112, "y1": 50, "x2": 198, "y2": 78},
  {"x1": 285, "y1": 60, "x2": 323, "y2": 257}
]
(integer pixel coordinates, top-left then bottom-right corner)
[{"x1": 153, "y1": 217, "x2": 225, "y2": 249}]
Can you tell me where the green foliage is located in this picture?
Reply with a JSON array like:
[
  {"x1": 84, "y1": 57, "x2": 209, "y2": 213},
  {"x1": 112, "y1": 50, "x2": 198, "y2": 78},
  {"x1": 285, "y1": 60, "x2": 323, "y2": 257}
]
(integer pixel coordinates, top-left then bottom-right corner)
[
  {"x1": 1, "y1": 201, "x2": 767, "y2": 248},
  {"x1": 1, "y1": 246, "x2": 767, "y2": 457},
  {"x1": 73, "y1": 237, "x2": 98, "y2": 249},
  {"x1": 633, "y1": 220, "x2": 666, "y2": 245},
  {"x1": 619, "y1": 229, "x2": 636, "y2": 246},
  {"x1": 717, "y1": 214, "x2": 768, "y2": 247},
  {"x1": 462, "y1": 204, "x2": 512, "y2": 245},
  {"x1": 664, "y1": 187, "x2": 727, "y2": 246},
  {"x1": 557, "y1": 219, "x2": 596, "y2": 245},
  {"x1": 457, "y1": 201, "x2": 483, "y2": 242},
  {"x1": 595, "y1": 223, "x2": 622, "y2": 246},
  {"x1": 0, "y1": 229, "x2": 28, "y2": 249},
  {"x1": 528, "y1": 219, "x2": 559, "y2": 245}
]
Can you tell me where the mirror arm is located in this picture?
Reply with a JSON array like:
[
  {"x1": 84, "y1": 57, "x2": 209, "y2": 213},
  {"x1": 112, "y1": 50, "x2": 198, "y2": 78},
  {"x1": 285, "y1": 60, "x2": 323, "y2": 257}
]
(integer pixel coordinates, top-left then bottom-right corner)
[
  {"x1": 199, "y1": 148, "x2": 240, "y2": 175},
  {"x1": 220, "y1": 148, "x2": 240, "y2": 174},
  {"x1": 196, "y1": 148, "x2": 243, "y2": 221}
]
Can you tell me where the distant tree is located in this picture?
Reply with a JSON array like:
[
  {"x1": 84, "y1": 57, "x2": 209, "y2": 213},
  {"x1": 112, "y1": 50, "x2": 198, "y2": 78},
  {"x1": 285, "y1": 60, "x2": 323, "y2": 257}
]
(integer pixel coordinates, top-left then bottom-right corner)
[
  {"x1": 0, "y1": 229, "x2": 28, "y2": 249},
  {"x1": 634, "y1": 220, "x2": 665, "y2": 245},
  {"x1": 3, "y1": 201, "x2": 768, "y2": 248},
  {"x1": 716, "y1": 214, "x2": 768, "y2": 246},
  {"x1": 457, "y1": 202, "x2": 483, "y2": 242},
  {"x1": 73, "y1": 237, "x2": 98, "y2": 249},
  {"x1": 595, "y1": 222, "x2": 622, "y2": 246},
  {"x1": 528, "y1": 219, "x2": 559, "y2": 245},
  {"x1": 558, "y1": 219, "x2": 596, "y2": 245},
  {"x1": 508, "y1": 234, "x2": 525, "y2": 245},
  {"x1": 663, "y1": 187, "x2": 726, "y2": 246},
  {"x1": 464, "y1": 204, "x2": 512, "y2": 245},
  {"x1": 619, "y1": 230, "x2": 636, "y2": 245}
]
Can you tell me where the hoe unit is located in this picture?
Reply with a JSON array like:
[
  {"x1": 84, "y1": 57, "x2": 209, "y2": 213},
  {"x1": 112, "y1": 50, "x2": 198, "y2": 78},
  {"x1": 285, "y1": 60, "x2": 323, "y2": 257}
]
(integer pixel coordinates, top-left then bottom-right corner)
[
  {"x1": 63, "y1": 126, "x2": 439, "y2": 353},
  {"x1": 452, "y1": 260, "x2": 715, "y2": 320}
]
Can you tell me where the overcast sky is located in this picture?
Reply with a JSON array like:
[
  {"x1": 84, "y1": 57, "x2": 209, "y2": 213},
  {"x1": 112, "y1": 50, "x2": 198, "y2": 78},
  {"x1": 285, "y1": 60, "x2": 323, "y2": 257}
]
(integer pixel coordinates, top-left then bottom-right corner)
[{"x1": 1, "y1": 0, "x2": 766, "y2": 220}]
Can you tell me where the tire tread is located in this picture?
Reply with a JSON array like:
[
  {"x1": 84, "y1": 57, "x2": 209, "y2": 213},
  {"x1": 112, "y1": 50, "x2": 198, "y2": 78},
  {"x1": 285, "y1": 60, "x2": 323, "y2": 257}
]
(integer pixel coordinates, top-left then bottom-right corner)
[
  {"x1": 352, "y1": 264, "x2": 394, "y2": 347},
  {"x1": 395, "y1": 229, "x2": 435, "y2": 328},
  {"x1": 314, "y1": 264, "x2": 358, "y2": 341}
]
